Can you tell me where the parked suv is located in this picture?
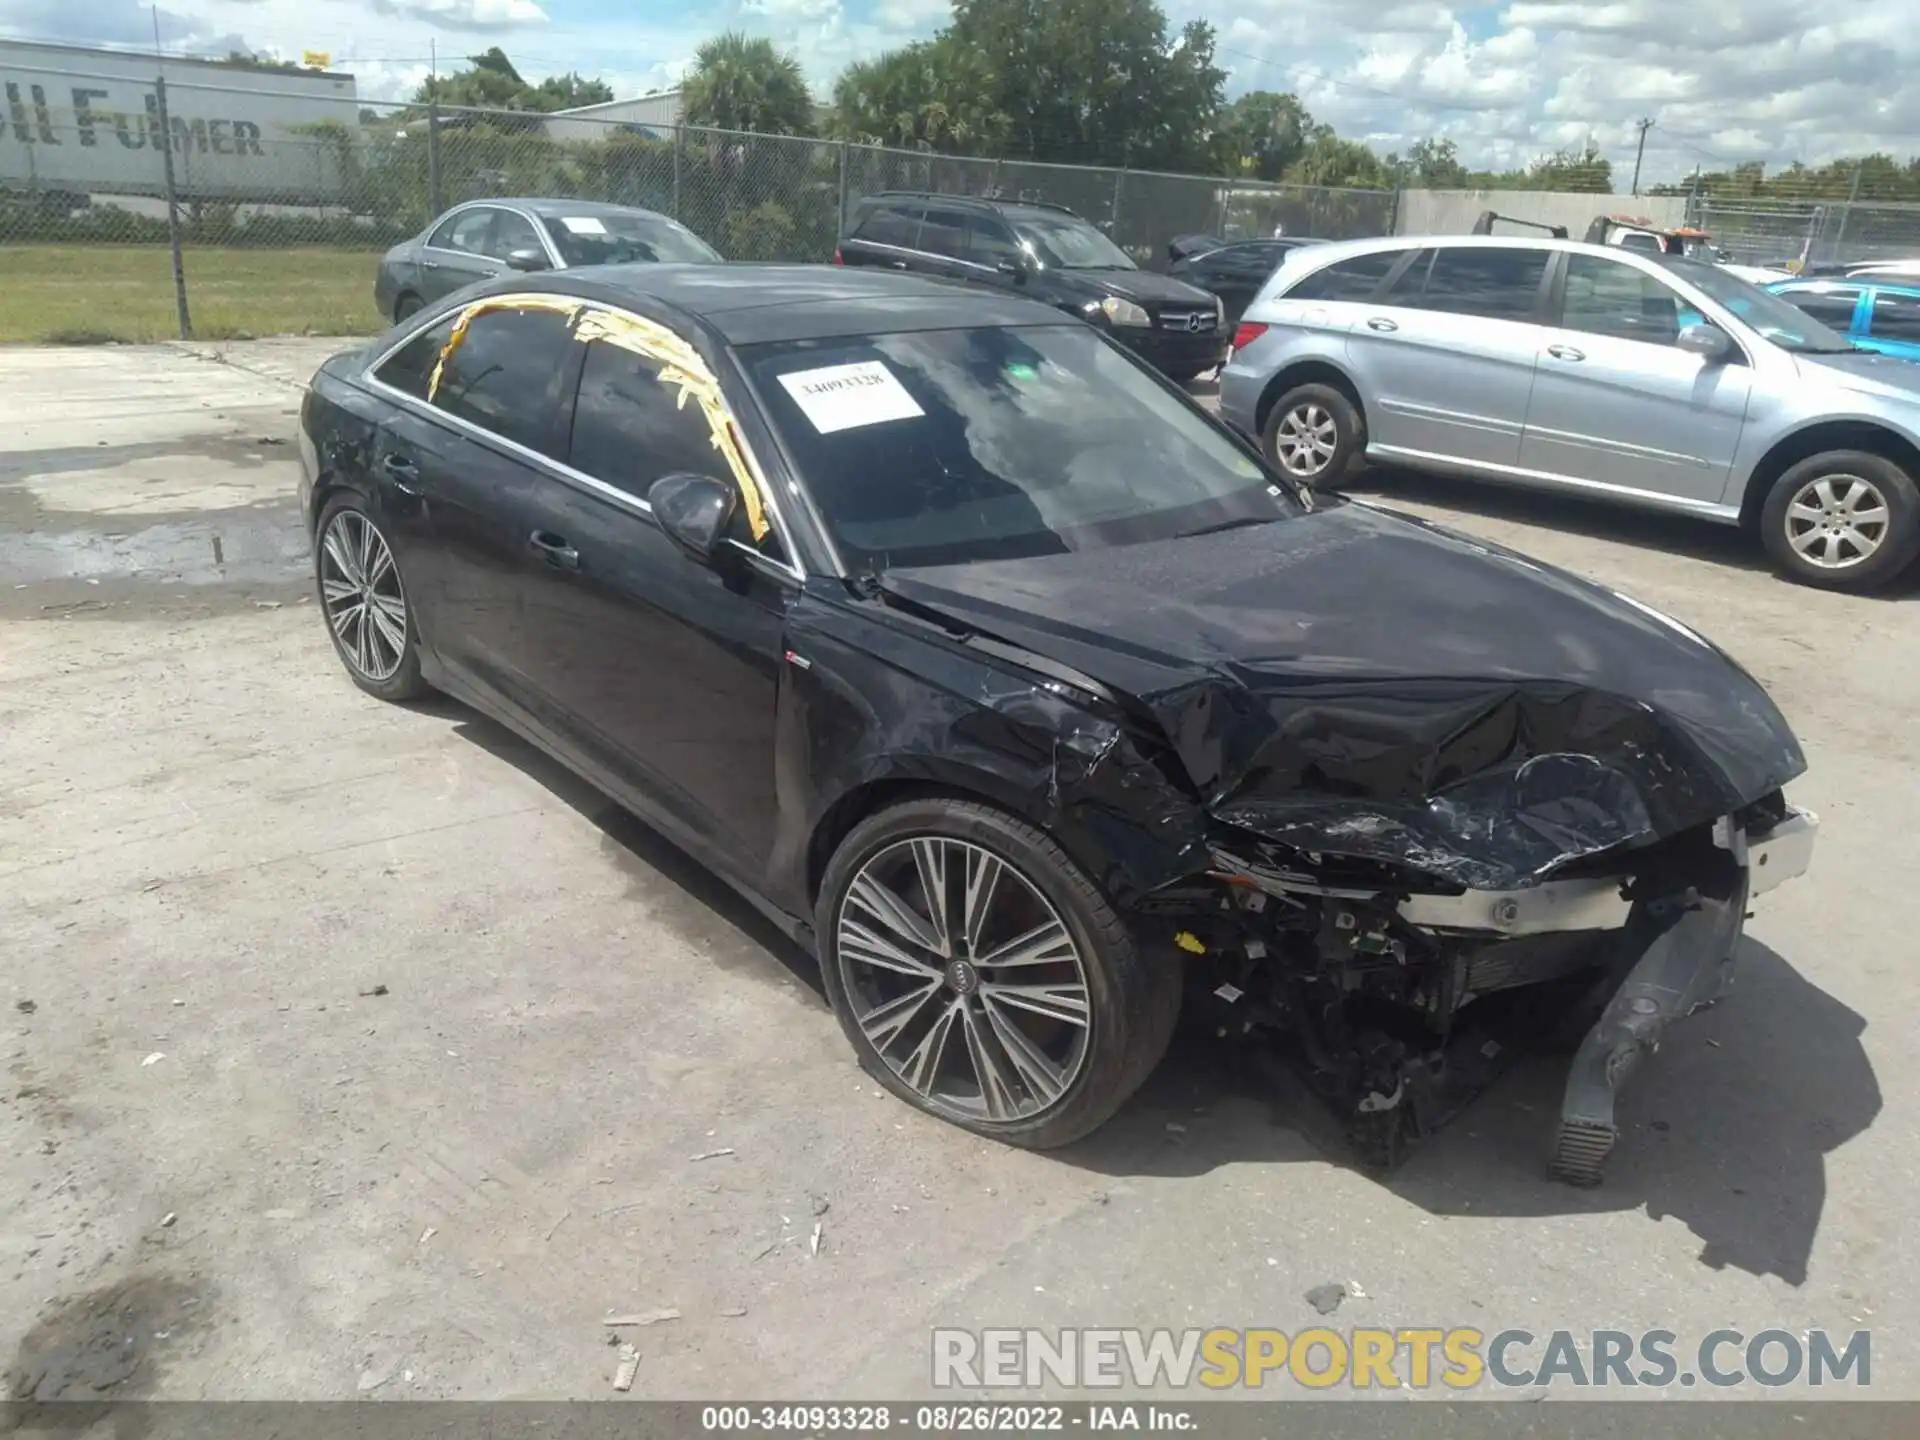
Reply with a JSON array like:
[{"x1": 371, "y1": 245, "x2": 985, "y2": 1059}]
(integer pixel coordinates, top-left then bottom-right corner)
[
  {"x1": 837, "y1": 192, "x2": 1227, "y2": 379},
  {"x1": 1219, "y1": 235, "x2": 1920, "y2": 592}
]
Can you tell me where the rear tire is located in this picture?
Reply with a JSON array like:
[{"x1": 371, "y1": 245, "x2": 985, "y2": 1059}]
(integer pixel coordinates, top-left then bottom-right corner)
[
  {"x1": 392, "y1": 292, "x2": 424, "y2": 323},
  {"x1": 313, "y1": 496, "x2": 431, "y2": 703},
  {"x1": 1263, "y1": 381, "x2": 1365, "y2": 495},
  {"x1": 816, "y1": 798, "x2": 1180, "y2": 1150},
  {"x1": 1759, "y1": 450, "x2": 1920, "y2": 592}
]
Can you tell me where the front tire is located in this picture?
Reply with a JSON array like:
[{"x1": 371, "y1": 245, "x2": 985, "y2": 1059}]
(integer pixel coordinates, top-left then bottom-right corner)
[
  {"x1": 816, "y1": 799, "x2": 1180, "y2": 1150},
  {"x1": 1759, "y1": 450, "x2": 1920, "y2": 592},
  {"x1": 1263, "y1": 381, "x2": 1364, "y2": 494},
  {"x1": 314, "y1": 496, "x2": 430, "y2": 702}
]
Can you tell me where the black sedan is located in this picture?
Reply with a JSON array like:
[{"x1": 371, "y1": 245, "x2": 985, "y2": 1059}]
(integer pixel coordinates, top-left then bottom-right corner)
[
  {"x1": 299, "y1": 265, "x2": 1816, "y2": 1181},
  {"x1": 372, "y1": 198, "x2": 722, "y2": 323}
]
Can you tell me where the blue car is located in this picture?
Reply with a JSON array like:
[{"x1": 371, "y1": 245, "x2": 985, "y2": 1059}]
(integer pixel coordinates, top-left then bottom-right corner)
[{"x1": 1765, "y1": 278, "x2": 1920, "y2": 361}]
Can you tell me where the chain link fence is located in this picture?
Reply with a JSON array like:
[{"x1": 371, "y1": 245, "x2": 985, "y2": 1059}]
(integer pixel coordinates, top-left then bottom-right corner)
[
  {"x1": 1, "y1": 70, "x2": 1396, "y2": 341},
  {"x1": 8, "y1": 64, "x2": 1920, "y2": 342}
]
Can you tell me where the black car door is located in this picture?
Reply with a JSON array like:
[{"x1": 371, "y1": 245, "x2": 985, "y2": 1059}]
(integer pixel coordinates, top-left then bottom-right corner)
[
  {"x1": 378, "y1": 302, "x2": 581, "y2": 719},
  {"x1": 1206, "y1": 243, "x2": 1290, "y2": 326},
  {"x1": 843, "y1": 200, "x2": 925, "y2": 271},
  {"x1": 508, "y1": 319, "x2": 789, "y2": 876},
  {"x1": 962, "y1": 213, "x2": 1027, "y2": 291}
]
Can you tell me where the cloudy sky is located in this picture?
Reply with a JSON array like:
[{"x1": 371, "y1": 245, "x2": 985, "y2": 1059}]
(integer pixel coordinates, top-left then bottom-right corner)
[{"x1": 3, "y1": 0, "x2": 1912, "y2": 186}]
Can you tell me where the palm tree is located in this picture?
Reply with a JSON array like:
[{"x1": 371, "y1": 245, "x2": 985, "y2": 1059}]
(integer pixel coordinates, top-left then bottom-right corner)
[{"x1": 681, "y1": 32, "x2": 815, "y2": 136}]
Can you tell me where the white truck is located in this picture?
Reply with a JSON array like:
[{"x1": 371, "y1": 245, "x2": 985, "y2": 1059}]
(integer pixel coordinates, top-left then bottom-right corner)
[{"x1": 2, "y1": 39, "x2": 359, "y2": 204}]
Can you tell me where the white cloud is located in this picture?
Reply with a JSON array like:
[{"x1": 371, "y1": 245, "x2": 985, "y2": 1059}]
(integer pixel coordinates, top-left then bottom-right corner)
[{"x1": 7, "y1": 0, "x2": 1918, "y2": 183}]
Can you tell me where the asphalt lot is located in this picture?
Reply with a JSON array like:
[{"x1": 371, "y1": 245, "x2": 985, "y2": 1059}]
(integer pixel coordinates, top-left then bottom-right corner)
[{"x1": 3, "y1": 336, "x2": 1918, "y2": 1403}]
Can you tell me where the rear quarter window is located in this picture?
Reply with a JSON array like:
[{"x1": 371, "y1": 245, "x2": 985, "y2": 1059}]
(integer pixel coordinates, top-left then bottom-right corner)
[{"x1": 1283, "y1": 250, "x2": 1401, "y2": 302}]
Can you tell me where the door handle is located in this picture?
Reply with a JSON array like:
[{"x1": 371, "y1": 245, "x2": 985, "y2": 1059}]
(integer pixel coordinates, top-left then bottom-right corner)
[
  {"x1": 379, "y1": 453, "x2": 420, "y2": 492},
  {"x1": 1366, "y1": 317, "x2": 1398, "y2": 332},
  {"x1": 529, "y1": 530, "x2": 581, "y2": 570},
  {"x1": 421, "y1": 259, "x2": 442, "y2": 270},
  {"x1": 888, "y1": 261, "x2": 908, "y2": 270},
  {"x1": 1548, "y1": 343, "x2": 1586, "y2": 362}
]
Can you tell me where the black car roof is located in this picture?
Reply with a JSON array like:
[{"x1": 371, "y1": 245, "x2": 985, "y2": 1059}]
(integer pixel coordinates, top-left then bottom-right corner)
[{"x1": 477, "y1": 263, "x2": 1077, "y2": 345}]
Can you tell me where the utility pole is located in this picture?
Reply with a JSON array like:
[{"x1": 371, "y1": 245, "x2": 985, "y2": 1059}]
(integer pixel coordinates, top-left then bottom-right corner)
[{"x1": 1630, "y1": 117, "x2": 1654, "y2": 197}]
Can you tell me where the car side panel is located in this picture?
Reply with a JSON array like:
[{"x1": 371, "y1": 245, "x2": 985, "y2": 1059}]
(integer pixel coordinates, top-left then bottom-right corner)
[{"x1": 1347, "y1": 306, "x2": 1542, "y2": 468}]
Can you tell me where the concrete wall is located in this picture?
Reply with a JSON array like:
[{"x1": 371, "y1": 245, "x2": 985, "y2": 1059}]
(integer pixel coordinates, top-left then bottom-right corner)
[{"x1": 1394, "y1": 188, "x2": 1690, "y2": 238}]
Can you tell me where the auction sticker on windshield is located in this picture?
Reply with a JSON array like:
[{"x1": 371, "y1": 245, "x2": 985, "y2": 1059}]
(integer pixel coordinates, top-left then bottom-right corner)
[
  {"x1": 560, "y1": 215, "x2": 608, "y2": 235},
  {"x1": 777, "y1": 360, "x2": 925, "y2": 433}
]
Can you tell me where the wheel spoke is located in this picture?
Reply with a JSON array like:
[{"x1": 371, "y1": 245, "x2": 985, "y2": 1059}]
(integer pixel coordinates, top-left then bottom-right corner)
[
  {"x1": 975, "y1": 918, "x2": 1076, "y2": 970},
  {"x1": 857, "y1": 978, "x2": 944, "y2": 1056},
  {"x1": 981, "y1": 998, "x2": 1069, "y2": 1108},
  {"x1": 1813, "y1": 478, "x2": 1840, "y2": 509},
  {"x1": 1817, "y1": 532, "x2": 1842, "y2": 564},
  {"x1": 366, "y1": 596, "x2": 407, "y2": 666},
  {"x1": 845, "y1": 871, "x2": 944, "y2": 958},
  {"x1": 1789, "y1": 526, "x2": 1823, "y2": 556},
  {"x1": 323, "y1": 526, "x2": 362, "y2": 587},
  {"x1": 899, "y1": 998, "x2": 962, "y2": 1095},
  {"x1": 910, "y1": 838, "x2": 954, "y2": 957},
  {"x1": 355, "y1": 515, "x2": 378, "y2": 583},
  {"x1": 329, "y1": 598, "x2": 364, "y2": 641},
  {"x1": 961, "y1": 848, "x2": 1004, "y2": 955},
  {"x1": 980, "y1": 980, "x2": 1090, "y2": 1027},
  {"x1": 1786, "y1": 501, "x2": 1824, "y2": 526},
  {"x1": 354, "y1": 603, "x2": 375, "y2": 673},
  {"x1": 839, "y1": 917, "x2": 943, "y2": 980},
  {"x1": 321, "y1": 577, "x2": 359, "y2": 607},
  {"x1": 960, "y1": 1005, "x2": 1022, "y2": 1121},
  {"x1": 1850, "y1": 503, "x2": 1888, "y2": 529},
  {"x1": 366, "y1": 542, "x2": 395, "y2": 589}
]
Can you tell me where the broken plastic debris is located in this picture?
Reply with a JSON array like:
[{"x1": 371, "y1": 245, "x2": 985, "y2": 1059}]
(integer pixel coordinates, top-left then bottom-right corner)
[
  {"x1": 810, "y1": 1221, "x2": 824, "y2": 1257},
  {"x1": 604, "y1": 1309, "x2": 680, "y2": 1328},
  {"x1": 612, "y1": 1343, "x2": 639, "y2": 1392},
  {"x1": 1213, "y1": 983, "x2": 1245, "y2": 1004},
  {"x1": 1174, "y1": 931, "x2": 1206, "y2": 955},
  {"x1": 690, "y1": 1148, "x2": 736, "y2": 1162},
  {"x1": 159, "y1": 1212, "x2": 177, "y2": 1228},
  {"x1": 141, "y1": 1052, "x2": 165, "y2": 1067},
  {"x1": 419, "y1": 1227, "x2": 436, "y2": 1245},
  {"x1": 720, "y1": 1306, "x2": 748, "y2": 1318},
  {"x1": 808, "y1": 1193, "x2": 830, "y2": 1217},
  {"x1": 1348, "y1": 1279, "x2": 1368, "y2": 1299}
]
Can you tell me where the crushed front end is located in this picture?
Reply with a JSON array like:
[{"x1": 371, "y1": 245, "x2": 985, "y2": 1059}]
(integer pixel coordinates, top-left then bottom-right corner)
[{"x1": 1164, "y1": 793, "x2": 1815, "y2": 1184}]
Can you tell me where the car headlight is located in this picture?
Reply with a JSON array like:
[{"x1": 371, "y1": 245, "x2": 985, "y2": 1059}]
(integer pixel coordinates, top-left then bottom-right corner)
[
  {"x1": 1213, "y1": 294, "x2": 1224, "y2": 325},
  {"x1": 1099, "y1": 296, "x2": 1152, "y2": 327}
]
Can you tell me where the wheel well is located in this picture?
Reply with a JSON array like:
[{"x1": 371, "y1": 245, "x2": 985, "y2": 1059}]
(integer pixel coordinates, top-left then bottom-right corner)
[
  {"x1": 1255, "y1": 360, "x2": 1366, "y2": 438},
  {"x1": 1738, "y1": 421, "x2": 1920, "y2": 530},
  {"x1": 805, "y1": 779, "x2": 1007, "y2": 904}
]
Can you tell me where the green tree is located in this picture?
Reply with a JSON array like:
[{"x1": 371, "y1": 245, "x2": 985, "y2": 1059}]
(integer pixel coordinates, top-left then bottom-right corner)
[
  {"x1": 829, "y1": 35, "x2": 1010, "y2": 152},
  {"x1": 1525, "y1": 140, "x2": 1612, "y2": 194},
  {"x1": 682, "y1": 31, "x2": 815, "y2": 135},
  {"x1": 414, "y1": 48, "x2": 540, "y2": 111},
  {"x1": 535, "y1": 73, "x2": 616, "y2": 110},
  {"x1": 1216, "y1": 91, "x2": 1322, "y2": 180},
  {"x1": 1388, "y1": 137, "x2": 1469, "y2": 189},
  {"x1": 1287, "y1": 134, "x2": 1392, "y2": 190},
  {"x1": 942, "y1": 0, "x2": 1227, "y2": 170}
]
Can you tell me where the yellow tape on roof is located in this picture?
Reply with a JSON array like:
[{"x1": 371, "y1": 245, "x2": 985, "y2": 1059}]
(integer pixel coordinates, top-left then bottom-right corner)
[{"x1": 427, "y1": 296, "x2": 772, "y2": 543}]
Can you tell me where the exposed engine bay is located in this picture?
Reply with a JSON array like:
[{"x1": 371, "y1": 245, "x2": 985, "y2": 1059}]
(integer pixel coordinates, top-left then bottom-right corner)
[{"x1": 1142, "y1": 793, "x2": 1816, "y2": 1184}]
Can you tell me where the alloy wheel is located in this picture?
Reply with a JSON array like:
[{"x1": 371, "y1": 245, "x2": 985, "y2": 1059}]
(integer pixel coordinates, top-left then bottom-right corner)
[
  {"x1": 1274, "y1": 402, "x2": 1338, "y2": 478},
  {"x1": 834, "y1": 837, "x2": 1092, "y2": 1124},
  {"x1": 1784, "y1": 474, "x2": 1889, "y2": 570},
  {"x1": 319, "y1": 510, "x2": 409, "y2": 682}
]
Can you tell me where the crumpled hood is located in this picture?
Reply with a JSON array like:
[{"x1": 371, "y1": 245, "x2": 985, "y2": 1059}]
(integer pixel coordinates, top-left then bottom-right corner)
[{"x1": 881, "y1": 501, "x2": 1807, "y2": 889}]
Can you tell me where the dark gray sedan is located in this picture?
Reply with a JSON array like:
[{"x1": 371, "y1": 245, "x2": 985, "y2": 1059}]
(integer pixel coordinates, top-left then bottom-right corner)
[{"x1": 372, "y1": 198, "x2": 723, "y2": 323}]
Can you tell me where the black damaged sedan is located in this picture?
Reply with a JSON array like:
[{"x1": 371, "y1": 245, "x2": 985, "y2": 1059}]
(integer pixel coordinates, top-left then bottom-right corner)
[{"x1": 298, "y1": 265, "x2": 1818, "y2": 1184}]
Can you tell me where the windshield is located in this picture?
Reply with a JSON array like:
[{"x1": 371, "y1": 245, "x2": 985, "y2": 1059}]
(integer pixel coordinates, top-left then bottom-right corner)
[
  {"x1": 742, "y1": 325, "x2": 1294, "y2": 572},
  {"x1": 1012, "y1": 214, "x2": 1137, "y2": 271},
  {"x1": 542, "y1": 212, "x2": 722, "y2": 266},
  {"x1": 1665, "y1": 258, "x2": 1856, "y2": 353}
]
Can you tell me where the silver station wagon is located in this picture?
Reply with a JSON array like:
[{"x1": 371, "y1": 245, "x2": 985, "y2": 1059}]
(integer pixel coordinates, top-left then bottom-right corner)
[{"x1": 1218, "y1": 234, "x2": 1920, "y2": 592}]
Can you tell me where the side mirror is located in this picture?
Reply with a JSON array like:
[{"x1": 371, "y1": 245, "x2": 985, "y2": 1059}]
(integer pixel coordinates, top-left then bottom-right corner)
[
  {"x1": 996, "y1": 256, "x2": 1029, "y2": 281},
  {"x1": 649, "y1": 472, "x2": 736, "y2": 566},
  {"x1": 505, "y1": 247, "x2": 550, "y2": 272},
  {"x1": 1677, "y1": 323, "x2": 1733, "y2": 362}
]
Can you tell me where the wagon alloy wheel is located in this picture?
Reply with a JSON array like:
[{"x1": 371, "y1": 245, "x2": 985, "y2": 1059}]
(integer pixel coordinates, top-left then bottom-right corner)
[
  {"x1": 319, "y1": 510, "x2": 409, "y2": 683},
  {"x1": 835, "y1": 837, "x2": 1093, "y2": 1123},
  {"x1": 1783, "y1": 473, "x2": 1889, "y2": 570},
  {"x1": 1273, "y1": 402, "x2": 1338, "y2": 478}
]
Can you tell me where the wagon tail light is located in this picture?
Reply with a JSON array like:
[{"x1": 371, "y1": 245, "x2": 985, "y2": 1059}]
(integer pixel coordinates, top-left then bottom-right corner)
[
  {"x1": 832, "y1": 246, "x2": 844, "y2": 266},
  {"x1": 1232, "y1": 322, "x2": 1269, "y2": 350}
]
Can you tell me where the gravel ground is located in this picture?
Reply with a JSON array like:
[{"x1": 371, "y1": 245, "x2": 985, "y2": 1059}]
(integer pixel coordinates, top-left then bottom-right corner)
[{"x1": 3, "y1": 339, "x2": 1916, "y2": 1403}]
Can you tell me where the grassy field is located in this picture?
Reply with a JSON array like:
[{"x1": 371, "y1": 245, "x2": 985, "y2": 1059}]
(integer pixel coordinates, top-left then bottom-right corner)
[{"x1": 1, "y1": 246, "x2": 385, "y2": 344}]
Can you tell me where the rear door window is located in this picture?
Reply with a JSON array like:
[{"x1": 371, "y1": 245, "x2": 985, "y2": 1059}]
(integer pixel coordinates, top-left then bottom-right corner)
[
  {"x1": 487, "y1": 209, "x2": 545, "y2": 262},
  {"x1": 856, "y1": 202, "x2": 923, "y2": 249},
  {"x1": 429, "y1": 307, "x2": 575, "y2": 454},
  {"x1": 374, "y1": 316, "x2": 458, "y2": 400},
  {"x1": 1285, "y1": 249, "x2": 1402, "y2": 302},
  {"x1": 1395, "y1": 246, "x2": 1550, "y2": 322},
  {"x1": 965, "y1": 215, "x2": 1022, "y2": 268},
  {"x1": 1868, "y1": 292, "x2": 1920, "y2": 342},
  {"x1": 917, "y1": 207, "x2": 971, "y2": 260},
  {"x1": 428, "y1": 208, "x2": 496, "y2": 255}
]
